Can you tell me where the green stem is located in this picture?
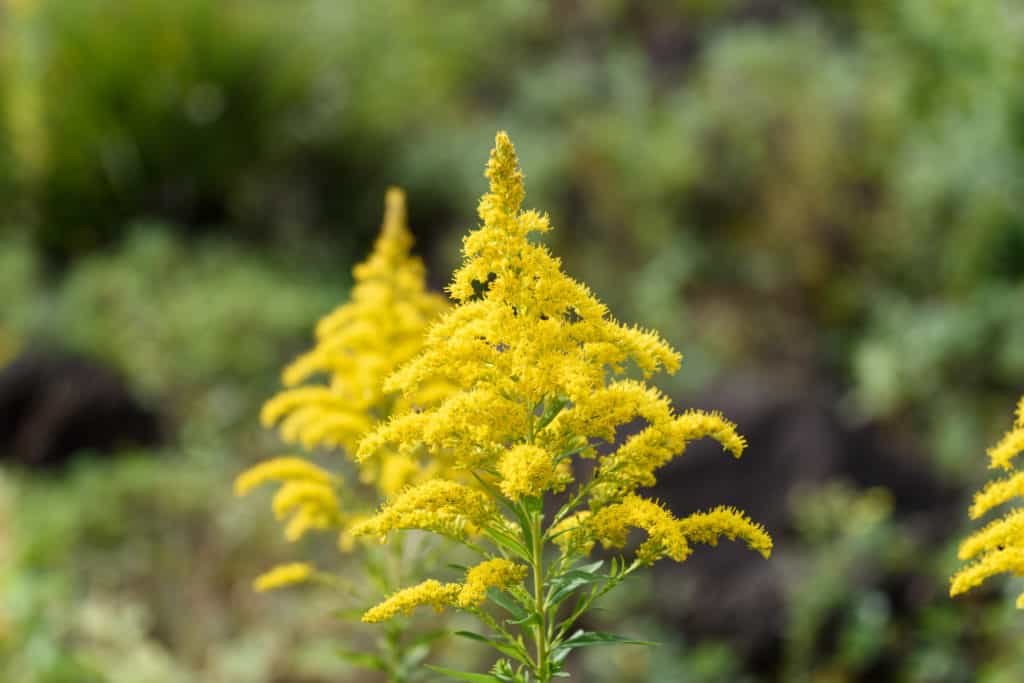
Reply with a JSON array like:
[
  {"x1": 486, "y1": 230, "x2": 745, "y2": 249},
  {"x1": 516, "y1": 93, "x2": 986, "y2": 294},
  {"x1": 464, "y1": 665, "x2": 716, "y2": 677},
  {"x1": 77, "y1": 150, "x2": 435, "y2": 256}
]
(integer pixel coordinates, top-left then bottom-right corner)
[
  {"x1": 386, "y1": 535, "x2": 409, "y2": 683},
  {"x1": 530, "y1": 509, "x2": 550, "y2": 682}
]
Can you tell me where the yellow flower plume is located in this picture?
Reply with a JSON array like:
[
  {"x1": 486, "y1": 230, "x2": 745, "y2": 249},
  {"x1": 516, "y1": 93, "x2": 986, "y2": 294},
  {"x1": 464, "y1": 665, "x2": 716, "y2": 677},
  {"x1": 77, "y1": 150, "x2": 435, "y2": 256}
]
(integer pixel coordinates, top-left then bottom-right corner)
[
  {"x1": 354, "y1": 131, "x2": 770, "y2": 618},
  {"x1": 258, "y1": 187, "x2": 450, "y2": 498},
  {"x1": 952, "y1": 393, "x2": 1024, "y2": 605},
  {"x1": 237, "y1": 188, "x2": 452, "y2": 553}
]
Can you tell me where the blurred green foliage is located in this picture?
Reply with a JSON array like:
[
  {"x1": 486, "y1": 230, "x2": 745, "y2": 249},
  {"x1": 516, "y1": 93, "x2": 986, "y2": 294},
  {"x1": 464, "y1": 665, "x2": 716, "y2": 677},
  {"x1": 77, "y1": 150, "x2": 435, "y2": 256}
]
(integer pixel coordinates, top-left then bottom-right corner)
[{"x1": 3, "y1": 0, "x2": 1024, "y2": 681}]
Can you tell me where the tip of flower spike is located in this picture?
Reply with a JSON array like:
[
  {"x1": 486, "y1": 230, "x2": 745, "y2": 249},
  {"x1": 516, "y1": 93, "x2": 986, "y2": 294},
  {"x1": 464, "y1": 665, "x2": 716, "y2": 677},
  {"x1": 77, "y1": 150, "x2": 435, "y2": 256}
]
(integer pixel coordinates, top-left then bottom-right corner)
[
  {"x1": 373, "y1": 186, "x2": 414, "y2": 260},
  {"x1": 485, "y1": 131, "x2": 525, "y2": 215},
  {"x1": 253, "y1": 562, "x2": 314, "y2": 592},
  {"x1": 383, "y1": 186, "x2": 408, "y2": 236}
]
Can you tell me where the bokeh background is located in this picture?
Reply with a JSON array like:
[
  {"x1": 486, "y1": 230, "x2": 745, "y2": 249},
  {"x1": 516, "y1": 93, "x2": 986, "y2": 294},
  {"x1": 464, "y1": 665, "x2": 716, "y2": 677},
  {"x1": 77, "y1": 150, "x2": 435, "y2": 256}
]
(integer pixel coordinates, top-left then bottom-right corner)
[{"x1": 2, "y1": 1, "x2": 1024, "y2": 681}]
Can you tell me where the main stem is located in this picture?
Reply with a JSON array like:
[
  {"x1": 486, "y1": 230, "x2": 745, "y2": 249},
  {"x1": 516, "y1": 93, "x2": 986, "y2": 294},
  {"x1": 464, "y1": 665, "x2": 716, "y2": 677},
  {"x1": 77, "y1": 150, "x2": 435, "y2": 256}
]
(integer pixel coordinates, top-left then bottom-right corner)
[
  {"x1": 526, "y1": 398, "x2": 551, "y2": 682},
  {"x1": 531, "y1": 510, "x2": 549, "y2": 682},
  {"x1": 386, "y1": 534, "x2": 407, "y2": 683}
]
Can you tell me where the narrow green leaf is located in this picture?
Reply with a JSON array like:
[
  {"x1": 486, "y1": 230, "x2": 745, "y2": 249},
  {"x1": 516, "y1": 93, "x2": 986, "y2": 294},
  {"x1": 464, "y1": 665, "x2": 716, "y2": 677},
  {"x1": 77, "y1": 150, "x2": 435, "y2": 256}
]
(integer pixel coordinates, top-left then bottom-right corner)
[
  {"x1": 484, "y1": 527, "x2": 531, "y2": 561},
  {"x1": 487, "y1": 587, "x2": 530, "y2": 622},
  {"x1": 547, "y1": 569, "x2": 606, "y2": 607},
  {"x1": 553, "y1": 630, "x2": 656, "y2": 655}
]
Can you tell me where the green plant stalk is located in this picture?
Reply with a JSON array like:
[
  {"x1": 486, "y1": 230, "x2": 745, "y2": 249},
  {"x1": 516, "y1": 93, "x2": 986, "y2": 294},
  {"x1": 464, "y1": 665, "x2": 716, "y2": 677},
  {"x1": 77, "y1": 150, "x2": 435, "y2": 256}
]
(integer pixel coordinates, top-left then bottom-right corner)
[{"x1": 531, "y1": 508, "x2": 550, "y2": 682}]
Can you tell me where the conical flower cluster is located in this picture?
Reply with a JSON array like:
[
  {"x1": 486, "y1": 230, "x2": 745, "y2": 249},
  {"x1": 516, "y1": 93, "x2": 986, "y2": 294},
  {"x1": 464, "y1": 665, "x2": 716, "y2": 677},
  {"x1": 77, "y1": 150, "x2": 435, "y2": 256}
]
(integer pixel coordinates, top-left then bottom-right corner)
[
  {"x1": 235, "y1": 188, "x2": 450, "y2": 588},
  {"x1": 355, "y1": 133, "x2": 770, "y2": 626}
]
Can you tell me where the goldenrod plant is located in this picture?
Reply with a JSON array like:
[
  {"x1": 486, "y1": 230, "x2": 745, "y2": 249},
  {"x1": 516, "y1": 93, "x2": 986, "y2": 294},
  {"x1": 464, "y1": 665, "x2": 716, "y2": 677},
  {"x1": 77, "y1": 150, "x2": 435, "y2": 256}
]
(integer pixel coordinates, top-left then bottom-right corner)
[
  {"x1": 354, "y1": 133, "x2": 772, "y2": 682},
  {"x1": 235, "y1": 188, "x2": 452, "y2": 681},
  {"x1": 951, "y1": 395, "x2": 1024, "y2": 605}
]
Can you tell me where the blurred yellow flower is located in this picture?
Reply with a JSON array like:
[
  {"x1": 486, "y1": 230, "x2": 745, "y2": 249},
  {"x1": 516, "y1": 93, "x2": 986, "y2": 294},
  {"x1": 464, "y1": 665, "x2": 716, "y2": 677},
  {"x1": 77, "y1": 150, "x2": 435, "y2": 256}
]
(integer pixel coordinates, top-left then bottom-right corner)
[
  {"x1": 253, "y1": 562, "x2": 314, "y2": 592},
  {"x1": 236, "y1": 188, "x2": 451, "y2": 552}
]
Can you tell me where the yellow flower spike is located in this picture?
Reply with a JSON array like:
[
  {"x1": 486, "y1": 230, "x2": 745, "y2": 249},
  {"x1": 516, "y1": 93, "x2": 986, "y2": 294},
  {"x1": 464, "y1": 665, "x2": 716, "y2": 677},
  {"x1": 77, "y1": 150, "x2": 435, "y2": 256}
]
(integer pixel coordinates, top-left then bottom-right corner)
[
  {"x1": 587, "y1": 495, "x2": 692, "y2": 565},
  {"x1": 988, "y1": 426, "x2": 1024, "y2": 471},
  {"x1": 362, "y1": 580, "x2": 462, "y2": 623},
  {"x1": 457, "y1": 559, "x2": 528, "y2": 608},
  {"x1": 234, "y1": 456, "x2": 337, "y2": 496},
  {"x1": 951, "y1": 548, "x2": 1024, "y2": 598},
  {"x1": 970, "y1": 471, "x2": 1024, "y2": 519},
  {"x1": 253, "y1": 563, "x2": 315, "y2": 592},
  {"x1": 590, "y1": 409, "x2": 747, "y2": 505},
  {"x1": 678, "y1": 506, "x2": 773, "y2": 559},
  {"x1": 952, "y1": 394, "x2": 1024, "y2": 605},
  {"x1": 259, "y1": 187, "x2": 450, "y2": 491}
]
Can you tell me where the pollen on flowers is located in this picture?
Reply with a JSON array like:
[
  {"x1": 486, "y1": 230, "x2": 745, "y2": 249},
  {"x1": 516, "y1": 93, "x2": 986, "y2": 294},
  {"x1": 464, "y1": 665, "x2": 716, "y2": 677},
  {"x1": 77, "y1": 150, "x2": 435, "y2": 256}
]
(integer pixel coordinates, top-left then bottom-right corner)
[
  {"x1": 952, "y1": 394, "x2": 1024, "y2": 607},
  {"x1": 498, "y1": 444, "x2": 559, "y2": 500}
]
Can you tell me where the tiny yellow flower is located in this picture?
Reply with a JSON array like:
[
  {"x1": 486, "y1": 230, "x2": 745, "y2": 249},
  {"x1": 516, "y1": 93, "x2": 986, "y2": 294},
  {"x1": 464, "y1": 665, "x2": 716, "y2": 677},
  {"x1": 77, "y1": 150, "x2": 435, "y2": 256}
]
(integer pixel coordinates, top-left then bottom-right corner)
[{"x1": 498, "y1": 444, "x2": 558, "y2": 500}]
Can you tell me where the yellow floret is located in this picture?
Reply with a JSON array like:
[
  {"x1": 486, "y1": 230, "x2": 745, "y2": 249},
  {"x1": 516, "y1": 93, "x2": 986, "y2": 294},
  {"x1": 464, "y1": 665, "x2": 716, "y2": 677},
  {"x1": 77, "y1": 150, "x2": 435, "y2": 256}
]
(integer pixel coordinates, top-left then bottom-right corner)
[{"x1": 498, "y1": 444, "x2": 557, "y2": 500}]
